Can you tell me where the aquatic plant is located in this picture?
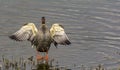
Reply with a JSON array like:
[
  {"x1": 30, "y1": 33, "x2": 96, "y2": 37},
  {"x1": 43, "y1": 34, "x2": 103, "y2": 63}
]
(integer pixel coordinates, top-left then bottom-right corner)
[{"x1": 0, "y1": 55, "x2": 119, "y2": 70}]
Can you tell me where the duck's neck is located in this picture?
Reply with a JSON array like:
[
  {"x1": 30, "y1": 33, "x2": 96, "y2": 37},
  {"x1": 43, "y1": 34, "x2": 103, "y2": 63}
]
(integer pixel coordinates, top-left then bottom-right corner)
[
  {"x1": 40, "y1": 17, "x2": 47, "y2": 33},
  {"x1": 41, "y1": 17, "x2": 46, "y2": 29}
]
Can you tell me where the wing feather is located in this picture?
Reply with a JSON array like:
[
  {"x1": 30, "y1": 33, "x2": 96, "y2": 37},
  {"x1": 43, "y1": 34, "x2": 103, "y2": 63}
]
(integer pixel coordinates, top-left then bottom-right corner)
[
  {"x1": 9, "y1": 23, "x2": 38, "y2": 41},
  {"x1": 50, "y1": 23, "x2": 71, "y2": 47}
]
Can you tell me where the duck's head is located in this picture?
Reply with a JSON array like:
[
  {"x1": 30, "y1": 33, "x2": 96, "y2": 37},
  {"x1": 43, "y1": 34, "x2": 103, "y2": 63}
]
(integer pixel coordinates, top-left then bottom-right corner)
[{"x1": 41, "y1": 17, "x2": 45, "y2": 24}]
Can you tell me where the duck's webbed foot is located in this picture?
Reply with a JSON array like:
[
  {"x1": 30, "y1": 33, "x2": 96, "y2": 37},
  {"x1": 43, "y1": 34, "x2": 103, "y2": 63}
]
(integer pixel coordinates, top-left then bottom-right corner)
[
  {"x1": 36, "y1": 51, "x2": 49, "y2": 63},
  {"x1": 44, "y1": 52, "x2": 48, "y2": 61},
  {"x1": 36, "y1": 51, "x2": 43, "y2": 61}
]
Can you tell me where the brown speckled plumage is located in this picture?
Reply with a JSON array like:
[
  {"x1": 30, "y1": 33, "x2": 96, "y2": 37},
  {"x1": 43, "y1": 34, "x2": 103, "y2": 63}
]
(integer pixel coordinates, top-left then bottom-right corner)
[{"x1": 9, "y1": 17, "x2": 71, "y2": 53}]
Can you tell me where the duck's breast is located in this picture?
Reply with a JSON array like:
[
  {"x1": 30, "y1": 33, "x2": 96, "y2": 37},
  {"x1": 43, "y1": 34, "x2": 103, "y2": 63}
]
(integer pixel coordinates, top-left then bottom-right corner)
[{"x1": 34, "y1": 29, "x2": 53, "y2": 52}]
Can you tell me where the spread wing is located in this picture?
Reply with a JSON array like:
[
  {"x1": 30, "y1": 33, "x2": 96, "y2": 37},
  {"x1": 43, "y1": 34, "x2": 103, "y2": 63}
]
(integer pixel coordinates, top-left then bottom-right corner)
[
  {"x1": 50, "y1": 23, "x2": 71, "y2": 47},
  {"x1": 9, "y1": 23, "x2": 38, "y2": 41}
]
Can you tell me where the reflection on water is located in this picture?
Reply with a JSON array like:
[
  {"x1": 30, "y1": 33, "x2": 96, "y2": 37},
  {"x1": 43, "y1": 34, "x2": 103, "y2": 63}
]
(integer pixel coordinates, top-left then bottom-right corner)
[
  {"x1": 35, "y1": 63, "x2": 49, "y2": 70},
  {"x1": 0, "y1": 56, "x2": 72, "y2": 70},
  {"x1": 0, "y1": 56, "x2": 109, "y2": 70}
]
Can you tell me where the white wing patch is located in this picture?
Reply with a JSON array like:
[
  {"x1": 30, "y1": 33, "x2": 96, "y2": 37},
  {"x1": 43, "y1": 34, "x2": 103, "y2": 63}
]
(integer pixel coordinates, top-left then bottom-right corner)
[
  {"x1": 9, "y1": 23, "x2": 38, "y2": 41},
  {"x1": 50, "y1": 23, "x2": 71, "y2": 46},
  {"x1": 50, "y1": 24, "x2": 64, "y2": 38}
]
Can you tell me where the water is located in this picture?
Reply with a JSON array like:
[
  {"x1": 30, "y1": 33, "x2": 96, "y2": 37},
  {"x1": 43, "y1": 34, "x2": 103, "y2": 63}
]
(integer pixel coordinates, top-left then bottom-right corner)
[{"x1": 0, "y1": 0, "x2": 120, "y2": 69}]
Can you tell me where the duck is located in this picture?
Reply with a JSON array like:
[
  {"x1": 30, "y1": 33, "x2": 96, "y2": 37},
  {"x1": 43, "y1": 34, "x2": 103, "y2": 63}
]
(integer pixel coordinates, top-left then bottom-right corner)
[{"x1": 9, "y1": 17, "x2": 71, "y2": 61}]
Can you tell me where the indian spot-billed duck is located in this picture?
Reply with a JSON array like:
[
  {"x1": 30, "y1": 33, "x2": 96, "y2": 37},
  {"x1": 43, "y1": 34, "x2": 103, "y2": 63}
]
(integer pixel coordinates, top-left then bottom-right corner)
[{"x1": 9, "y1": 17, "x2": 71, "y2": 61}]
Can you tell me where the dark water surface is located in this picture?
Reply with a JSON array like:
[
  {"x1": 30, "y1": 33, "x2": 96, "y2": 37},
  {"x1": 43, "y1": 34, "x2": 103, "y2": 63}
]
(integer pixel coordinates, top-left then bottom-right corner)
[{"x1": 0, "y1": 0, "x2": 120, "y2": 69}]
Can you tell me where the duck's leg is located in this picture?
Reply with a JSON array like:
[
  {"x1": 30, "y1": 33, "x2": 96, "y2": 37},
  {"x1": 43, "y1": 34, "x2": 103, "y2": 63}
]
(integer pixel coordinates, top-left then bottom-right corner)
[
  {"x1": 36, "y1": 51, "x2": 43, "y2": 61},
  {"x1": 44, "y1": 52, "x2": 48, "y2": 61}
]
